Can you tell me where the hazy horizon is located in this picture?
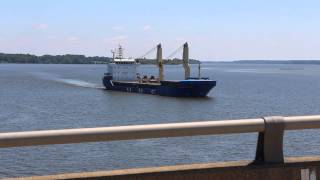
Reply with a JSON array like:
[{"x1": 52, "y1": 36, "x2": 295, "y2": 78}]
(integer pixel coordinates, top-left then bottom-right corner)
[{"x1": 1, "y1": 0, "x2": 320, "y2": 61}]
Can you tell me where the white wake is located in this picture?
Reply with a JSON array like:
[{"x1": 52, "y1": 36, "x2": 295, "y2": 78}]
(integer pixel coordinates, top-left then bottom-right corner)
[{"x1": 53, "y1": 78, "x2": 104, "y2": 89}]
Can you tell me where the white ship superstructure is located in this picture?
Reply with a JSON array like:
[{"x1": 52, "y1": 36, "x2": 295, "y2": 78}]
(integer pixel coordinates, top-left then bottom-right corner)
[{"x1": 107, "y1": 45, "x2": 138, "y2": 81}]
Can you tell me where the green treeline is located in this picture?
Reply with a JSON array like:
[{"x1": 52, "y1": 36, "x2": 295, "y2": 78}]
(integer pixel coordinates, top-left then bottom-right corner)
[
  {"x1": 0, "y1": 53, "x2": 201, "y2": 64},
  {"x1": 0, "y1": 53, "x2": 112, "y2": 64},
  {"x1": 136, "y1": 58, "x2": 200, "y2": 64}
]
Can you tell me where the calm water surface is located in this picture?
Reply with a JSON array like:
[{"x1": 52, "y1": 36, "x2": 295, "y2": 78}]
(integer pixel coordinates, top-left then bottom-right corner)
[{"x1": 1, "y1": 63, "x2": 320, "y2": 177}]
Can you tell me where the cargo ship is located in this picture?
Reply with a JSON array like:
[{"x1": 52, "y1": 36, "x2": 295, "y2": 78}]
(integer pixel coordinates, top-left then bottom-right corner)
[{"x1": 102, "y1": 43, "x2": 216, "y2": 97}]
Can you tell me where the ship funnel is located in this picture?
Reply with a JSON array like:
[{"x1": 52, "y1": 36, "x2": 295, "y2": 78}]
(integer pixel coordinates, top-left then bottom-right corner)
[
  {"x1": 183, "y1": 42, "x2": 190, "y2": 80},
  {"x1": 157, "y1": 44, "x2": 164, "y2": 81}
]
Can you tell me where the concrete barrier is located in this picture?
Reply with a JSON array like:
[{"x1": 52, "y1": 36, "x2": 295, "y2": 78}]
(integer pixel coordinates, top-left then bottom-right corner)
[
  {"x1": 2, "y1": 115, "x2": 320, "y2": 179},
  {"x1": 3, "y1": 157, "x2": 319, "y2": 180}
]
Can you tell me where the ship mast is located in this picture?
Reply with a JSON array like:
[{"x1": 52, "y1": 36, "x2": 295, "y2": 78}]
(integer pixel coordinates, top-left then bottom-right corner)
[{"x1": 116, "y1": 45, "x2": 124, "y2": 59}]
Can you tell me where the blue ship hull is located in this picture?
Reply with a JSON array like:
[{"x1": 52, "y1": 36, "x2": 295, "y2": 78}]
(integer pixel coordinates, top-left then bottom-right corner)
[{"x1": 103, "y1": 76, "x2": 216, "y2": 97}]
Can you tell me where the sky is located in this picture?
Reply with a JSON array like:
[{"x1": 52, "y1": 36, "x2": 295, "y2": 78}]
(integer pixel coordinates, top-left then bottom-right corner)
[{"x1": 0, "y1": 0, "x2": 320, "y2": 60}]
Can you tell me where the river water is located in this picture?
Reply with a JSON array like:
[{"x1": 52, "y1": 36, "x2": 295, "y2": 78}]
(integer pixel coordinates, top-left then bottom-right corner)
[{"x1": 0, "y1": 63, "x2": 320, "y2": 178}]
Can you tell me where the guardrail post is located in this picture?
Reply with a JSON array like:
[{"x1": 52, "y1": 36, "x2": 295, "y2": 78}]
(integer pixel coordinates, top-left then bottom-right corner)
[{"x1": 254, "y1": 116, "x2": 285, "y2": 164}]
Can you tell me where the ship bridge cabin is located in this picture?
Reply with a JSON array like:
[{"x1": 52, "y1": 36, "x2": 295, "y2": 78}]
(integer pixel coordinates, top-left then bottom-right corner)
[
  {"x1": 107, "y1": 58, "x2": 138, "y2": 81},
  {"x1": 106, "y1": 45, "x2": 139, "y2": 81}
]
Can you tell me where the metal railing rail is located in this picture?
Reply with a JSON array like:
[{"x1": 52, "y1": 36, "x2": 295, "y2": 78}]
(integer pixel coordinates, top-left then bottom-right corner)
[{"x1": 1, "y1": 115, "x2": 320, "y2": 163}]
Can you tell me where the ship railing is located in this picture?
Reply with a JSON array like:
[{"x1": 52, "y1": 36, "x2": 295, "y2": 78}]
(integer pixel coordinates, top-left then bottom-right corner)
[{"x1": 1, "y1": 115, "x2": 320, "y2": 164}]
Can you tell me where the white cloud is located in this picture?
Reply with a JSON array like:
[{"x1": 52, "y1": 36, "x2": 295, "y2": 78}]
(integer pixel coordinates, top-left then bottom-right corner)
[
  {"x1": 67, "y1": 36, "x2": 80, "y2": 42},
  {"x1": 34, "y1": 24, "x2": 49, "y2": 30},
  {"x1": 47, "y1": 36, "x2": 57, "y2": 40},
  {"x1": 142, "y1": 25, "x2": 152, "y2": 31},
  {"x1": 103, "y1": 35, "x2": 128, "y2": 46},
  {"x1": 104, "y1": 35, "x2": 127, "y2": 44},
  {"x1": 112, "y1": 26, "x2": 124, "y2": 31},
  {"x1": 112, "y1": 35, "x2": 127, "y2": 41}
]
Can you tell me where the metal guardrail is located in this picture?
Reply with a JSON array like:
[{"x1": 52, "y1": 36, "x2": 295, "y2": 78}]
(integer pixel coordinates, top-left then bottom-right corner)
[{"x1": 1, "y1": 115, "x2": 320, "y2": 164}]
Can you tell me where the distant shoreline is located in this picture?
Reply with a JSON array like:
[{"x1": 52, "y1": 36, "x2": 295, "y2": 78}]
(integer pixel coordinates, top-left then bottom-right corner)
[
  {"x1": 0, "y1": 53, "x2": 200, "y2": 65},
  {"x1": 0, "y1": 53, "x2": 111, "y2": 64},
  {"x1": 1, "y1": 53, "x2": 319, "y2": 65},
  {"x1": 209, "y1": 60, "x2": 320, "y2": 65}
]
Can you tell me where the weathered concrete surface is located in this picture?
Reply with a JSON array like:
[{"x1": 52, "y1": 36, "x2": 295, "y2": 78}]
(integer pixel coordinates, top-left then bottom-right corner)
[{"x1": 3, "y1": 156, "x2": 320, "y2": 180}]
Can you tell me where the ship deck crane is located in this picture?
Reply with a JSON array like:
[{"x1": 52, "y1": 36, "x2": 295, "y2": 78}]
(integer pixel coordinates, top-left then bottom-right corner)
[
  {"x1": 166, "y1": 43, "x2": 193, "y2": 80},
  {"x1": 138, "y1": 43, "x2": 201, "y2": 81},
  {"x1": 137, "y1": 44, "x2": 164, "y2": 81}
]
